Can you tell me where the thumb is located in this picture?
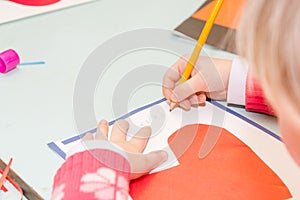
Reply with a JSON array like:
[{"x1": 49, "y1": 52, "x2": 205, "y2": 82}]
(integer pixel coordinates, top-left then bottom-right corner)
[
  {"x1": 171, "y1": 74, "x2": 205, "y2": 102},
  {"x1": 129, "y1": 150, "x2": 168, "y2": 180}
]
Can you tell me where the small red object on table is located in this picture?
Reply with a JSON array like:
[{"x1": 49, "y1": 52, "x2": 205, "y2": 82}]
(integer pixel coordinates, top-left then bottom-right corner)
[{"x1": 9, "y1": 0, "x2": 60, "y2": 6}]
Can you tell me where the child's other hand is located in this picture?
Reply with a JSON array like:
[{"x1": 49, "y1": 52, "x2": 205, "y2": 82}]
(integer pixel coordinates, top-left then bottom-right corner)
[
  {"x1": 82, "y1": 120, "x2": 168, "y2": 180},
  {"x1": 162, "y1": 55, "x2": 232, "y2": 110}
]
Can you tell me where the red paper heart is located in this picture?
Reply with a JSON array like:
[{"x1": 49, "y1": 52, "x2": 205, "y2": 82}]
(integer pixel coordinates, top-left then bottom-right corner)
[
  {"x1": 10, "y1": 0, "x2": 60, "y2": 6},
  {"x1": 130, "y1": 124, "x2": 291, "y2": 200}
]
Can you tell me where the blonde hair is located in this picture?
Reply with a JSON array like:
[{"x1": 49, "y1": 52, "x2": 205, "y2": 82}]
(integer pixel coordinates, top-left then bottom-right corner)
[{"x1": 237, "y1": 0, "x2": 300, "y2": 112}]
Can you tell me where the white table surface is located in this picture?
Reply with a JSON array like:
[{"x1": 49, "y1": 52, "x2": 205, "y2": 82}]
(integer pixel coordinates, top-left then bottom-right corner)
[{"x1": 0, "y1": 0, "x2": 280, "y2": 199}]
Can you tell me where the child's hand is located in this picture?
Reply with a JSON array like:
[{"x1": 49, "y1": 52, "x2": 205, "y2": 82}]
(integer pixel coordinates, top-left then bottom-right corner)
[
  {"x1": 82, "y1": 120, "x2": 168, "y2": 180},
  {"x1": 163, "y1": 55, "x2": 232, "y2": 110}
]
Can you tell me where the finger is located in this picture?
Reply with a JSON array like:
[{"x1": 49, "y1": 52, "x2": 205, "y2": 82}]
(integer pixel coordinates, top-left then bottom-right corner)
[
  {"x1": 189, "y1": 93, "x2": 206, "y2": 105},
  {"x1": 170, "y1": 73, "x2": 206, "y2": 103},
  {"x1": 162, "y1": 87, "x2": 174, "y2": 104},
  {"x1": 95, "y1": 120, "x2": 109, "y2": 140},
  {"x1": 129, "y1": 150, "x2": 168, "y2": 180},
  {"x1": 110, "y1": 120, "x2": 129, "y2": 142},
  {"x1": 129, "y1": 126, "x2": 151, "y2": 152},
  {"x1": 82, "y1": 132, "x2": 94, "y2": 141},
  {"x1": 188, "y1": 94, "x2": 198, "y2": 105},
  {"x1": 207, "y1": 90, "x2": 227, "y2": 100},
  {"x1": 162, "y1": 56, "x2": 190, "y2": 100},
  {"x1": 197, "y1": 93, "x2": 207, "y2": 104},
  {"x1": 162, "y1": 68, "x2": 180, "y2": 100},
  {"x1": 178, "y1": 99, "x2": 191, "y2": 111}
]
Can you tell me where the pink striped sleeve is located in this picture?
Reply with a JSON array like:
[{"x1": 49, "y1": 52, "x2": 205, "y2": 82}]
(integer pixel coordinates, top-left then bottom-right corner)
[
  {"x1": 52, "y1": 149, "x2": 130, "y2": 200},
  {"x1": 245, "y1": 75, "x2": 275, "y2": 116}
]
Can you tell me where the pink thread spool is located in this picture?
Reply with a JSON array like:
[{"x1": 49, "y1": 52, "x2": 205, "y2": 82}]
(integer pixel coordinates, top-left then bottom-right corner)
[
  {"x1": 9, "y1": 0, "x2": 60, "y2": 6},
  {"x1": 0, "y1": 49, "x2": 20, "y2": 74}
]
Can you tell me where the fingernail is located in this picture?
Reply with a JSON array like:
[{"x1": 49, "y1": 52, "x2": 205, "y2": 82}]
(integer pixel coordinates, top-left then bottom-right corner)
[
  {"x1": 170, "y1": 94, "x2": 178, "y2": 102},
  {"x1": 100, "y1": 120, "x2": 107, "y2": 125}
]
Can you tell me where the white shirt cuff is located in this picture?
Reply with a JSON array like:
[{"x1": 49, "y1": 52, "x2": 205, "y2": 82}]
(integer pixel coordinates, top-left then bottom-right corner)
[
  {"x1": 227, "y1": 57, "x2": 249, "y2": 106},
  {"x1": 67, "y1": 140, "x2": 128, "y2": 160}
]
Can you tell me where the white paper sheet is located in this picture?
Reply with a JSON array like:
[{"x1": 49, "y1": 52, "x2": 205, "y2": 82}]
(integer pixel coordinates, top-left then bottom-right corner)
[
  {"x1": 0, "y1": 0, "x2": 95, "y2": 24},
  {"x1": 48, "y1": 99, "x2": 300, "y2": 199}
]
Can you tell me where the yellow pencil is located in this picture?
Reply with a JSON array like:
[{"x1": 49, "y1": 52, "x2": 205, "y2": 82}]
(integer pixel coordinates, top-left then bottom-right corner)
[{"x1": 170, "y1": 0, "x2": 224, "y2": 111}]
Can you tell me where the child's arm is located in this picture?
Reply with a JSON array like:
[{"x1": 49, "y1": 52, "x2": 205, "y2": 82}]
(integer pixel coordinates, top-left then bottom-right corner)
[
  {"x1": 227, "y1": 57, "x2": 274, "y2": 115},
  {"x1": 52, "y1": 145, "x2": 130, "y2": 200},
  {"x1": 245, "y1": 74, "x2": 275, "y2": 115},
  {"x1": 163, "y1": 56, "x2": 275, "y2": 116},
  {"x1": 51, "y1": 120, "x2": 168, "y2": 200}
]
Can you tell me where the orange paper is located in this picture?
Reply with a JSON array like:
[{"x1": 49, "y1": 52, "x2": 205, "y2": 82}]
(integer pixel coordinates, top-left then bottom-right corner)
[
  {"x1": 192, "y1": 0, "x2": 248, "y2": 29},
  {"x1": 130, "y1": 124, "x2": 291, "y2": 200}
]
